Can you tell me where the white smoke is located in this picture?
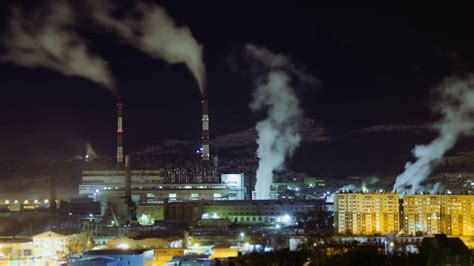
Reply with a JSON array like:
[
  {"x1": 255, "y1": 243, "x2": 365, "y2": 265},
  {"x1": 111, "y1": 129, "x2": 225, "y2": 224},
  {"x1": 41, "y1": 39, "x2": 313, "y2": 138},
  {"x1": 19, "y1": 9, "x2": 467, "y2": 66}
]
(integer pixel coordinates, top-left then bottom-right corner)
[
  {"x1": 393, "y1": 75, "x2": 474, "y2": 193},
  {"x1": 85, "y1": 142, "x2": 98, "y2": 161},
  {"x1": 1, "y1": 2, "x2": 115, "y2": 91},
  {"x1": 89, "y1": 1, "x2": 206, "y2": 93},
  {"x1": 245, "y1": 44, "x2": 317, "y2": 199}
]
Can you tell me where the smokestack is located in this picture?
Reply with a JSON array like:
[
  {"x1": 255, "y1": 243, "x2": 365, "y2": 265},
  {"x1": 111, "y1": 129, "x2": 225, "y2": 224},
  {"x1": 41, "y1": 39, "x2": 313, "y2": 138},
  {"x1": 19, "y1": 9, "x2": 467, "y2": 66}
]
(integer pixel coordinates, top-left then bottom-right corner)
[
  {"x1": 201, "y1": 89, "x2": 210, "y2": 162},
  {"x1": 116, "y1": 102, "x2": 124, "y2": 170}
]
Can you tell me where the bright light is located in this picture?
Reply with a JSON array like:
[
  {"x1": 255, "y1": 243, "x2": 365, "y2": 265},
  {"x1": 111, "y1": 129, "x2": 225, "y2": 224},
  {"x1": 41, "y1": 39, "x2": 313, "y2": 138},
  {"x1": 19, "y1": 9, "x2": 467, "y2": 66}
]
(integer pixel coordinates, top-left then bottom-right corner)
[
  {"x1": 240, "y1": 232, "x2": 245, "y2": 241},
  {"x1": 117, "y1": 243, "x2": 129, "y2": 250},
  {"x1": 278, "y1": 214, "x2": 292, "y2": 225},
  {"x1": 275, "y1": 224, "x2": 281, "y2": 229},
  {"x1": 69, "y1": 212, "x2": 72, "y2": 216},
  {"x1": 33, "y1": 199, "x2": 38, "y2": 204},
  {"x1": 44, "y1": 199, "x2": 49, "y2": 203},
  {"x1": 89, "y1": 213, "x2": 93, "y2": 217},
  {"x1": 24, "y1": 200, "x2": 28, "y2": 204},
  {"x1": 193, "y1": 243, "x2": 200, "y2": 248},
  {"x1": 212, "y1": 213, "x2": 219, "y2": 219},
  {"x1": 95, "y1": 189, "x2": 100, "y2": 193},
  {"x1": 4, "y1": 200, "x2": 8, "y2": 204},
  {"x1": 14, "y1": 200, "x2": 18, "y2": 204},
  {"x1": 389, "y1": 242, "x2": 395, "y2": 248},
  {"x1": 202, "y1": 213, "x2": 209, "y2": 219}
]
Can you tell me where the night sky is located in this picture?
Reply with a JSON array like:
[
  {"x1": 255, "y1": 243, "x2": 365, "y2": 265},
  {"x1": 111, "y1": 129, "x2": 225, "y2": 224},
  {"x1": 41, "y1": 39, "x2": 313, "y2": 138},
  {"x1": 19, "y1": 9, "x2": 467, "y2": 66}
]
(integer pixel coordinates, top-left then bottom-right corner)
[{"x1": 0, "y1": 2, "x2": 473, "y2": 160}]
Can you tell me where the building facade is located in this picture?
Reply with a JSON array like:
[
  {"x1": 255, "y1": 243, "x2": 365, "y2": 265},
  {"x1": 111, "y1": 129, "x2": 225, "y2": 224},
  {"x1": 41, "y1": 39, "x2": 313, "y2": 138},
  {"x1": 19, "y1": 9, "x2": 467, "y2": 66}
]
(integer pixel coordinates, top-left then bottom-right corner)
[
  {"x1": 79, "y1": 171, "x2": 245, "y2": 203},
  {"x1": 335, "y1": 192, "x2": 400, "y2": 235},
  {"x1": 402, "y1": 194, "x2": 474, "y2": 237},
  {"x1": 403, "y1": 194, "x2": 442, "y2": 235}
]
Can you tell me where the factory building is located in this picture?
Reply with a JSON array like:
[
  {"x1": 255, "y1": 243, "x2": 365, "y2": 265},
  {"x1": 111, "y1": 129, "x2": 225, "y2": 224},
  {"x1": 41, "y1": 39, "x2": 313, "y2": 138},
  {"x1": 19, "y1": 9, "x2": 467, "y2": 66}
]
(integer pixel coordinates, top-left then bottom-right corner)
[
  {"x1": 199, "y1": 199, "x2": 323, "y2": 225},
  {"x1": 79, "y1": 171, "x2": 245, "y2": 203},
  {"x1": 334, "y1": 192, "x2": 400, "y2": 235},
  {"x1": 132, "y1": 200, "x2": 324, "y2": 226}
]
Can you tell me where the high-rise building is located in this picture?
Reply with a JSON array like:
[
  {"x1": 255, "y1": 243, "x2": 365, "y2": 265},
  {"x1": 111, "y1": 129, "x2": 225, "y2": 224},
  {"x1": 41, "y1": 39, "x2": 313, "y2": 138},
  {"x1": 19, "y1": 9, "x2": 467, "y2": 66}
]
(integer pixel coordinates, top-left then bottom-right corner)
[
  {"x1": 440, "y1": 194, "x2": 474, "y2": 236},
  {"x1": 403, "y1": 194, "x2": 441, "y2": 235},
  {"x1": 334, "y1": 192, "x2": 399, "y2": 235}
]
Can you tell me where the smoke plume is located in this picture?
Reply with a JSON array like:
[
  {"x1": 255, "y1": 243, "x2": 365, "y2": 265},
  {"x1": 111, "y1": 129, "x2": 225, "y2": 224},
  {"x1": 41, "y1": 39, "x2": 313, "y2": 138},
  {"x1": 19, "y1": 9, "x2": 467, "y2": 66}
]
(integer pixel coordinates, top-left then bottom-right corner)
[
  {"x1": 245, "y1": 44, "x2": 318, "y2": 199},
  {"x1": 89, "y1": 1, "x2": 206, "y2": 93},
  {"x1": 0, "y1": 2, "x2": 115, "y2": 91},
  {"x1": 393, "y1": 75, "x2": 474, "y2": 193}
]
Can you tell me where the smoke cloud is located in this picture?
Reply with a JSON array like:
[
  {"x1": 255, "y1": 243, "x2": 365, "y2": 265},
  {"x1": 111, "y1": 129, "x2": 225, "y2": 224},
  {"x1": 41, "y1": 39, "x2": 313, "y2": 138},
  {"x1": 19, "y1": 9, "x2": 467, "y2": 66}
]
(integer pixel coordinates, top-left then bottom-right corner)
[
  {"x1": 0, "y1": 2, "x2": 115, "y2": 92},
  {"x1": 89, "y1": 1, "x2": 206, "y2": 93},
  {"x1": 245, "y1": 44, "x2": 318, "y2": 199},
  {"x1": 393, "y1": 75, "x2": 474, "y2": 193}
]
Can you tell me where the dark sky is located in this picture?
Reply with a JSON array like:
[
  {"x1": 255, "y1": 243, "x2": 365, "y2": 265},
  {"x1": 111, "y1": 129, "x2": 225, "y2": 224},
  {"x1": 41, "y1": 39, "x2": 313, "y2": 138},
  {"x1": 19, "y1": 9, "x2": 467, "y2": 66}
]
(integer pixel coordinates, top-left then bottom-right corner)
[{"x1": 0, "y1": 2, "x2": 473, "y2": 160}]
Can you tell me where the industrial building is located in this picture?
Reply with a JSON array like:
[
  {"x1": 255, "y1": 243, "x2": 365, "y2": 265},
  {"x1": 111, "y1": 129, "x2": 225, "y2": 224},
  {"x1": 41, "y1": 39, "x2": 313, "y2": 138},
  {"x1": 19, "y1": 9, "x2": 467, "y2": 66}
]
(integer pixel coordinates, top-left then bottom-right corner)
[
  {"x1": 128, "y1": 199, "x2": 325, "y2": 226},
  {"x1": 334, "y1": 192, "x2": 400, "y2": 235},
  {"x1": 79, "y1": 171, "x2": 245, "y2": 203}
]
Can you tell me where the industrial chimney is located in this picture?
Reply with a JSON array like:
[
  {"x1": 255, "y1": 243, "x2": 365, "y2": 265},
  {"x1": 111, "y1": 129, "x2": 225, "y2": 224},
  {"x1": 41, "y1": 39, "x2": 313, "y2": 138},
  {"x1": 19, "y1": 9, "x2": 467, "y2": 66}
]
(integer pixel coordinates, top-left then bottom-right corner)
[
  {"x1": 116, "y1": 102, "x2": 124, "y2": 170},
  {"x1": 201, "y1": 90, "x2": 210, "y2": 163}
]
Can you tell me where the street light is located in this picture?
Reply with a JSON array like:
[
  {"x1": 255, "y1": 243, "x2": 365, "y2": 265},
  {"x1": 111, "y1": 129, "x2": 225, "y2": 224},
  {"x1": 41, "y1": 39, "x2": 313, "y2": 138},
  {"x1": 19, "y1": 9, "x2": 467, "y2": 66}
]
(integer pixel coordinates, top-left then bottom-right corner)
[{"x1": 240, "y1": 232, "x2": 245, "y2": 242}]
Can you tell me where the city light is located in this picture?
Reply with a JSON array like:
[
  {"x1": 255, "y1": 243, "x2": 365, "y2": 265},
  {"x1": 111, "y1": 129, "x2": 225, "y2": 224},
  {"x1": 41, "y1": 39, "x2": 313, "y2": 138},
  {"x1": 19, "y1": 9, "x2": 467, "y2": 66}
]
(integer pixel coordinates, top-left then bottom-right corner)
[
  {"x1": 4, "y1": 200, "x2": 8, "y2": 204},
  {"x1": 117, "y1": 243, "x2": 129, "y2": 250}
]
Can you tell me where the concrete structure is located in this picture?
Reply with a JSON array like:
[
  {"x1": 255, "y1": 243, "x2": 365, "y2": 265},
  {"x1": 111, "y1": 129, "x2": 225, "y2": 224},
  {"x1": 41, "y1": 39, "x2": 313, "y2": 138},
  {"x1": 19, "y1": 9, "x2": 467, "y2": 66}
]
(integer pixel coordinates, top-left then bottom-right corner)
[
  {"x1": 32, "y1": 231, "x2": 69, "y2": 258},
  {"x1": 403, "y1": 194, "x2": 442, "y2": 235},
  {"x1": 334, "y1": 192, "x2": 400, "y2": 235},
  {"x1": 200, "y1": 200, "x2": 321, "y2": 225},
  {"x1": 0, "y1": 237, "x2": 33, "y2": 260},
  {"x1": 80, "y1": 171, "x2": 244, "y2": 203},
  {"x1": 201, "y1": 90, "x2": 210, "y2": 162},
  {"x1": 403, "y1": 194, "x2": 474, "y2": 236}
]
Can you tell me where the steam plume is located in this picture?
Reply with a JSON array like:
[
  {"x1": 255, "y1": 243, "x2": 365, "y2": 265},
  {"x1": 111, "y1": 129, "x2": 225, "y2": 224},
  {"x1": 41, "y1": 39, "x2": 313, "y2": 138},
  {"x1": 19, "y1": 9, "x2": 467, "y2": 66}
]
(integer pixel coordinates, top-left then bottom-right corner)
[
  {"x1": 89, "y1": 1, "x2": 206, "y2": 93},
  {"x1": 393, "y1": 75, "x2": 474, "y2": 193},
  {"x1": 1, "y1": 2, "x2": 115, "y2": 91},
  {"x1": 245, "y1": 44, "x2": 317, "y2": 199}
]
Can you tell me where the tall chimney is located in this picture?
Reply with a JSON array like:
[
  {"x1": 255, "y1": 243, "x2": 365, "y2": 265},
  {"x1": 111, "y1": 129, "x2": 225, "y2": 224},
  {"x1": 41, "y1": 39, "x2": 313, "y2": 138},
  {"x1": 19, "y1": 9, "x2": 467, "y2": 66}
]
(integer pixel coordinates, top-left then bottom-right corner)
[
  {"x1": 116, "y1": 102, "x2": 124, "y2": 170},
  {"x1": 201, "y1": 89, "x2": 210, "y2": 162}
]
